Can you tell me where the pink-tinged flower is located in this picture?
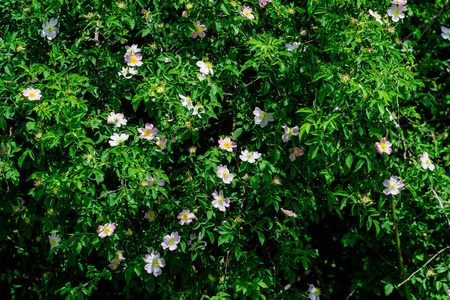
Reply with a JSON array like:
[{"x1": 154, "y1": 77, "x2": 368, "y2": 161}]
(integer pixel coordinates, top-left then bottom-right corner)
[
  {"x1": 239, "y1": 150, "x2": 261, "y2": 163},
  {"x1": 241, "y1": 5, "x2": 255, "y2": 20},
  {"x1": 144, "y1": 210, "x2": 157, "y2": 222},
  {"x1": 143, "y1": 251, "x2": 165, "y2": 276},
  {"x1": 218, "y1": 137, "x2": 237, "y2": 152},
  {"x1": 281, "y1": 208, "x2": 297, "y2": 218},
  {"x1": 109, "y1": 133, "x2": 129, "y2": 146},
  {"x1": 196, "y1": 61, "x2": 213, "y2": 75},
  {"x1": 383, "y1": 176, "x2": 405, "y2": 195},
  {"x1": 375, "y1": 137, "x2": 392, "y2": 155},
  {"x1": 191, "y1": 103, "x2": 205, "y2": 117},
  {"x1": 391, "y1": 0, "x2": 407, "y2": 5},
  {"x1": 23, "y1": 77, "x2": 38, "y2": 85},
  {"x1": 22, "y1": 87, "x2": 42, "y2": 100},
  {"x1": 188, "y1": 232, "x2": 207, "y2": 250},
  {"x1": 285, "y1": 42, "x2": 306, "y2": 52},
  {"x1": 124, "y1": 52, "x2": 143, "y2": 67},
  {"x1": 212, "y1": 190, "x2": 230, "y2": 212},
  {"x1": 253, "y1": 107, "x2": 274, "y2": 128},
  {"x1": 442, "y1": 27, "x2": 450, "y2": 40},
  {"x1": 109, "y1": 251, "x2": 125, "y2": 270},
  {"x1": 259, "y1": 0, "x2": 267, "y2": 8},
  {"x1": 369, "y1": 9, "x2": 384, "y2": 25},
  {"x1": 155, "y1": 137, "x2": 167, "y2": 152},
  {"x1": 191, "y1": 20, "x2": 207, "y2": 38},
  {"x1": 41, "y1": 18, "x2": 58, "y2": 40},
  {"x1": 12, "y1": 198, "x2": 26, "y2": 212},
  {"x1": 217, "y1": 164, "x2": 234, "y2": 184},
  {"x1": 182, "y1": 11, "x2": 188, "y2": 17},
  {"x1": 138, "y1": 123, "x2": 157, "y2": 140},
  {"x1": 125, "y1": 44, "x2": 141, "y2": 54},
  {"x1": 289, "y1": 147, "x2": 304, "y2": 161},
  {"x1": 419, "y1": 152, "x2": 435, "y2": 171},
  {"x1": 282, "y1": 125, "x2": 299, "y2": 143},
  {"x1": 309, "y1": 284, "x2": 321, "y2": 300},
  {"x1": 97, "y1": 223, "x2": 116, "y2": 238},
  {"x1": 48, "y1": 232, "x2": 61, "y2": 250},
  {"x1": 118, "y1": 66, "x2": 138, "y2": 79},
  {"x1": 177, "y1": 210, "x2": 196, "y2": 225},
  {"x1": 161, "y1": 232, "x2": 181, "y2": 251},
  {"x1": 387, "y1": 5, "x2": 406, "y2": 22},
  {"x1": 147, "y1": 174, "x2": 166, "y2": 187},
  {"x1": 107, "y1": 112, "x2": 127, "y2": 127},
  {"x1": 179, "y1": 94, "x2": 194, "y2": 110},
  {"x1": 142, "y1": 9, "x2": 152, "y2": 23}
]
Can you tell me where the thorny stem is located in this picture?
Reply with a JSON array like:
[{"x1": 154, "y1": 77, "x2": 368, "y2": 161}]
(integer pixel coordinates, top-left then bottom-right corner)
[{"x1": 390, "y1": 196, "x2": 411, "y2": 300}]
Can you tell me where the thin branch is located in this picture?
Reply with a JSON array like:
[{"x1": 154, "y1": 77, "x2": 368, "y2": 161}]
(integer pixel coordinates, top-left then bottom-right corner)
[
  {"x1": 432, "y1": 188, "x2": 450, "y2": 228},
  {"x1": 398, "y1": 245, "x2": 450, "y2": 288},
  {"x1": 403, "y1": 3, "x2": 450, "y2": 42},
  {"x1": 96, "y1": 188, "x2": 122, "y2": 200},
  {"x1": 222, "y1": 249, "x2": 231, "y2": 291}
]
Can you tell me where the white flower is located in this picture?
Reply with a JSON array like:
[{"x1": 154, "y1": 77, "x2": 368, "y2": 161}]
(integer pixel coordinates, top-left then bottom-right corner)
[
  {"x1": 107, "y1": 112, "x2": 127, "y2": 127},
  {"x1": 108, "y1": 133, "x2": 129, "y2": 146},
  {"x1": 442, "y1": 27, "x2": 450, "y2": 40},
  {"x1": 401, "y1": 41, "x2": 413, "y2": 52},
  {"x1": 125, "y1": 44, "x2": 141, "y2": 53},
  {"x1": 239, "y1": 150, "x2": 261, "y2": 163},
  {"x1": 143, "y1": 252, "x2": 165, "y2": 276},
  {"x1": 308, "y1": 284, "x2": 321, "y2": 300},
  {"x1": 161, "y1": 232, "x2": 181, "y2": 251},
  {"x1": 387, "y1": 5, "x2": 406, "y2": 22},
  {"x1": 41, "y1": 18, "x2": 58, "y2": 40},
  {"x1": 419, "y1": 152, "x2": 435, "y2": 171},
  {"x1": 285, "y1": 42, "x2": 306, "y2": 52},
  {"x1": 48, "y1": 232, "x2": 61, "y2": 250},
  {"x1": 281, "y1": 125, "x2": 299, "y2": 142},
  {"x1": 179, "y1": 94, "x2": 194, "y2": 110},
  {"x1": 191, "y1": 103, "x2": 205, "y2": 117},
  {"x1": 118, "y1": 67, "x2": 138, "y2": 79},
  {"x1": 369, "y1": 9, "x2": 384, "y2": 25},
  {"x1": 212, "y1": 190, "x2": 230, "y2": 212},
  {"x1": 383, "y1": 176, "x2": 405, "y2": 195},
  {"x1": 196, "y1": 61, "x2": 213, "y2": 76},
  {"x1": 253, "y1": 107, "x2": 274, "y2": 128}
]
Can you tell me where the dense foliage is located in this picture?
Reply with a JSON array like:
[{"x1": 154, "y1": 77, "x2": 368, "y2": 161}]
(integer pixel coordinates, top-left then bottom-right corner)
[{"x1": 1, "y1": 0, "x2": 450, "y2": 299}]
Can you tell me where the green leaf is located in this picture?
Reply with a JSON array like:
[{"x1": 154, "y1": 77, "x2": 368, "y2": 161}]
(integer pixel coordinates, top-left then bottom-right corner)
[
  {"x1": 218, "y1": 234, "x2": 227, "y2": 246},
  {"x1": 257, "y1": 231, "x2": 265, "y2": 246},
  {"x1": 384, "y1": 283, "x2": 394, "y2": 295},
  {"x1": 345, "y1": 154, "x2": 353, "y2": 169}
]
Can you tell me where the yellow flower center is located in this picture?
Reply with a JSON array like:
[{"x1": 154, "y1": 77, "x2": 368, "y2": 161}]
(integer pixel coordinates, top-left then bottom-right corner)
[
  {"x1": 29, "y1": 92, "x2": 35, "y2": 98},
  {"x1": 247, "y1": 153, "x2": 253, "y2": 158},
  {"x1": 168, "y1": 238, "x2": 175, "y2": 245},
  {"x1": 244, "y1": 10, "x2": 250, "y2": 17},
  {"x1": 157, "y1": 141, "x2": 163, "y2": 148},
  {"x1": 315, "y1": 288, "x2": 321, "y2": 296},
  {"x1": 426, "y1": 158, "x2": 431, "y2": 164},
  {"x1": 195, "y1": 26, "x2": 203, "y2": 34},
  {"x1": 380, "y1": 142, "x2": 386, "y2": 151},
  {"x1": 181, "y1": 212, "x2": 189, "y2": 220},
  {"x1": 152, "y1": 259, "x2": 159, "y2": 267},
  {"x1": 47, "y1": 25, "x2": 53, "y2": 31},
  {"x1": 50, "y1": 239, "x2": 56, "y2": 246},
  {"x1": 223, "y1": 171, "x2": 229, "y2": 178},
  {"x1": 114, "y1": 252, "x2": 122, "y2": 260},
  {"x1": 103, "y1": 226, "x2": 111, "y2": 234},
  {"x1": 218, "y1": 196, "x2": 224, "y2": 204},
  {"x1": 394, "y1": 10, "x2": 400, "y2": 16},
  {"x1": 186, "y1": 2, "x2": 193, "y2": 9},
  {"x1": 223, "y1": 141, "x2": 231, "y2": 148},
  {"x1": 261, "y1": 112, "x2": 267, "y2": 119},
  {"x1": 144, "y1": 129, "x2": 152, "y2": 136},
  {"x1": 145, "y1": 12, "x2": 150, "y2": 19},
  {"x1": 152, "y1": 177, "x2": 158, "y2": 185},
  {"x1": 389, "y1": 183, "x2": 396, "y2": 190},
  {"x1": 130, "y1": 56, "x2": 138, "y2": 63},
  {"x1": 205, "y1": 62, "x2": 213, "y2": 68},
  {"x1": 114, "y1": 117, "x2": 119, "y2": 122},
  {"x1": 288, "y1": 128, "x2": 294, "y2": 136}
]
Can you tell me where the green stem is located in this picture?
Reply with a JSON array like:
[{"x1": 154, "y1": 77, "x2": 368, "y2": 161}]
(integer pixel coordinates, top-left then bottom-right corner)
[{"x1": 391, "y1": 196, "x2": 411, "y2": 300}]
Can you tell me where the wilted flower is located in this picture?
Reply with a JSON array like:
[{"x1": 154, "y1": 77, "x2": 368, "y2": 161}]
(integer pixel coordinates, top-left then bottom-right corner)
[
  {"x1": 108, "y1": 133, "x2": 129, "y2": 146},
  {"x1": 124, "y1": 52, "x2": 143, "y2": 67},
  {"x1": 161, "y1": 232, "x2": 181, "y2": 251},
  {"x1": 212, "y1": 190, "x2": 230, "y2": 212},
  {"x1": 239, "y1": 150, "x2": 261, "y2": 163},
  {"x1": 383, "y1": 176, "x2": 405, "y2": 195},
  {"x1": 309, "y1": 284, "x2": 321, "y2": 300},
  {"x1": 188, "y1": 146, "x2": 197, "y2": 155},
  {"x1": 253, "y1": 107, "x2": 274, "y2": 128},
  {"x1": 179, "y1": 94, "x2": 194, "y2": 110},
  {"x1": 138, "y1": 123, "x2": 157, "y2": 140},
  {"x1": 280, "y1": 208, "x2": 297, "y2": 218},
  {"x1": 369, "y1": 9, "x2": 384, "y2": 25},
  {"x1": 144, "y1": 210, "x2": 157, "y2": 222},
  {"x1": 97, "y1": 223, "x2": 116, "y2": 238},
  {"x1": 273, "y1": 175, "x2": 282, "y2": 185},
  {"x1": 442, "y1": 27, "x2": 450, "y2": 40},
  {"x1": 118, "y1": 67, "x2": 138, "y2": 79},
  {"x1": 125, "y1": 44, "x2": 141, "y2": 54},
  {"x1": 182, "y1": 11, "x2": 188, "y2": 17},
  {"x1": 289, "y1": 147, "x2": 304, "y2": 161},
  {"x1": 387, "y1": 4, "x2": 406, "y2": 22},
  {"x1": 143, "y1": 251, "x2": 165, "y2": 276},
  {"x1": 218, "y1": 137, "x2": 237, "y2": 152},
  {"x1": 12, "y1": 198, "x2": 26, "y2": 212},
  {"x1": 107, "y1": 112, "x2": 127, "y2": 127},
  {"x1": 241, "y1": 5, "x2": 255, "y2": 20},
  {"x1": 141, "y1": 9, "x2": 152, "y2": 23},
  {"x1": 22, "y1": 87, "x2": 42, "y2": 101},
  {"x1": 375, "y1": 137, "x2": 392, "y2": 155},
  {"x1": 147, "y1": 174, "x2": 165, "y2": 187},
  {"x1": 109, "y1": 251, "x2": 125, "y2": 270},
  {"x1": 391, "y1": 0, "x2": 407, "y2": 5},
  {"x1": 41, "y1": 18, "x2": 58, "y2": 40},
  {"x1": 48, "y1": 232, "x2": 61, "y2": 250},
  {"x1": 217, "y1": 165, "x2": 234, "y2": 184},
  {"x1": 401, "y1": 41, "x2": 413, "y2": 52},
  {"x1": 341, "y1": 74, "x2": 350, "y2": 82},
  {"x1": 192, "y1": 103, "x2": 205, "y2": 117},
  {"x1": 419, "y1": 152, "x2": 435, "y2": 171},
  {"x1": 197, "y1": 61, "x2": 214, "y2": 75},
  {"x1": 155, "y1": 137, "x2": 167, "y2": 152},
  {"x1": 285, "y1": 42, "x2": 306, "y2": 52},
  {"x1": 116, "y1": 1, "x2": 126, "y2": 8},
  {"x1": 178, "y1": 210, "x2": 196, "y2": 225},
  {"x1": 188, "y1": 232, "x2": 207, "y2": 250},
  {"x1": 191, "y1": 20, "x2": 207, "y2": 38},
  {"x1": 282, "y1": 125, "x2": 299, "y2": 143}
]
